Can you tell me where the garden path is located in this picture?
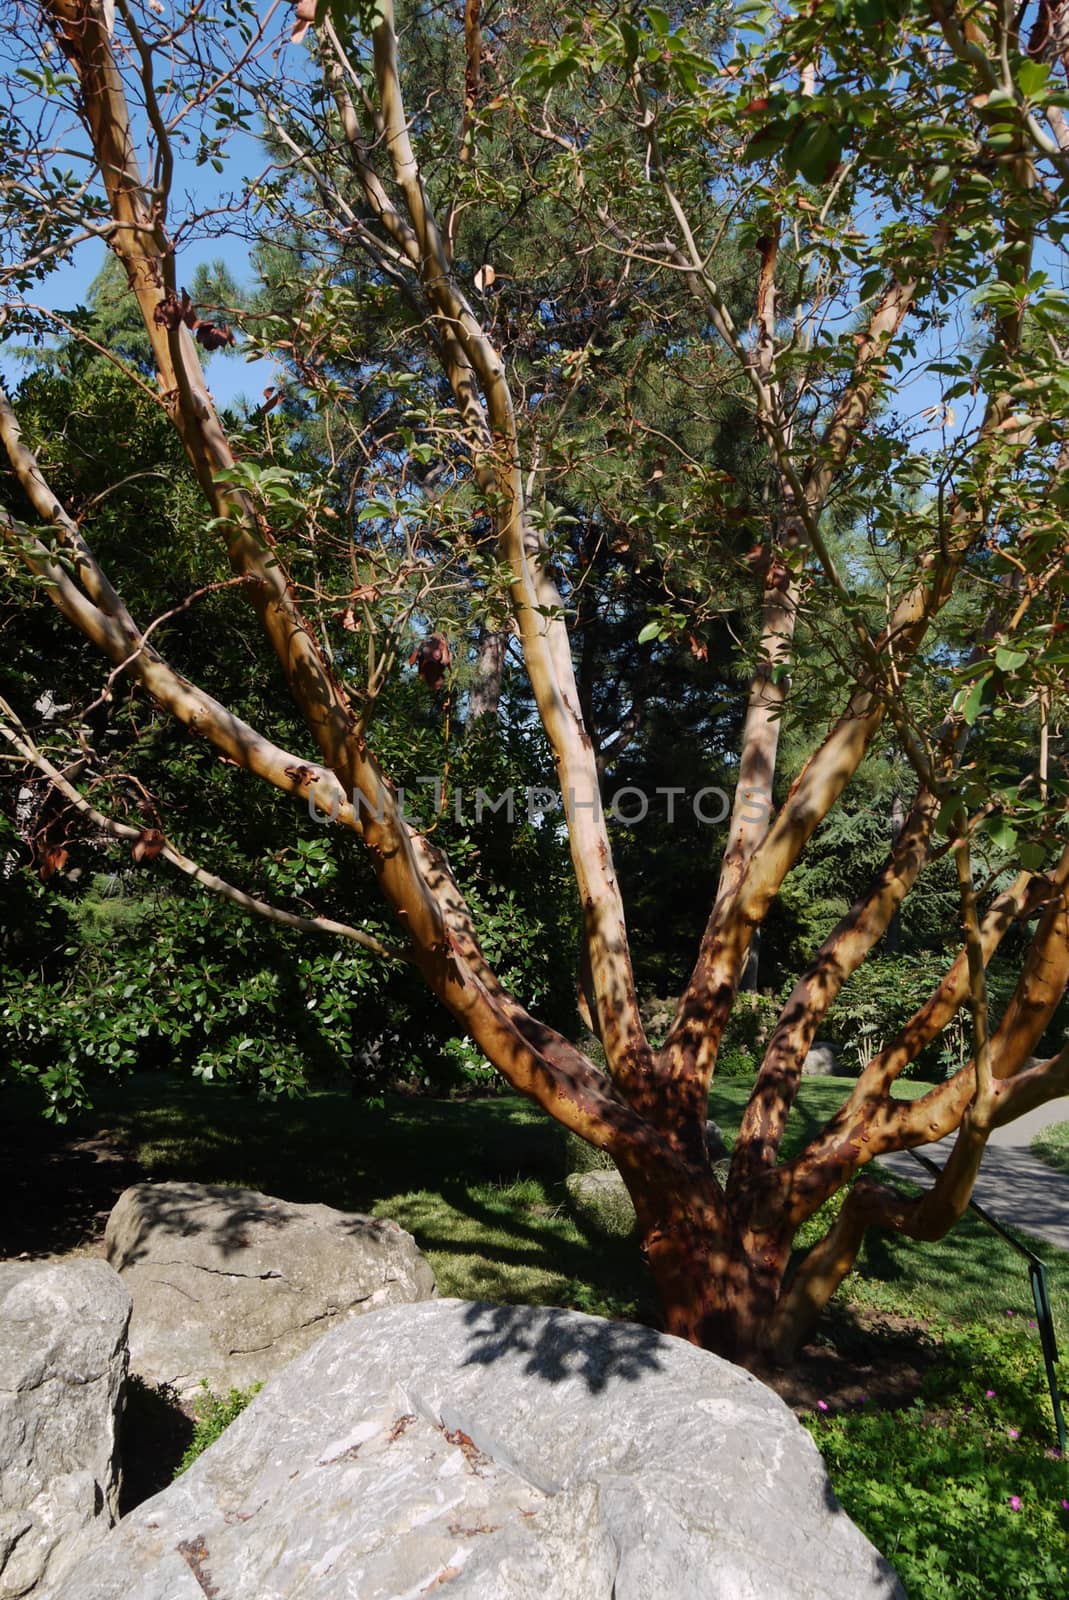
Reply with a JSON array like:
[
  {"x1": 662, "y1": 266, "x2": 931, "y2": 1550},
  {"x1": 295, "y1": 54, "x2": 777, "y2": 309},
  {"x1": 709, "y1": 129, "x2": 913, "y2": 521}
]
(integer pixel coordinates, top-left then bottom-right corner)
[{"x1": 876, "y1": 1097, "x2": 1069, "y2": 1252}]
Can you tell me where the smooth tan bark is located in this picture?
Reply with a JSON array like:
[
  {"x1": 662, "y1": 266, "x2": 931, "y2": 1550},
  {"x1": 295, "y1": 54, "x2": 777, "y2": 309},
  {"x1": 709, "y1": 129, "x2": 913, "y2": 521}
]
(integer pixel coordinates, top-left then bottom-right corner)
[{"x1": 6, "y1": 1, "x2": 1069, "y2": 1367}]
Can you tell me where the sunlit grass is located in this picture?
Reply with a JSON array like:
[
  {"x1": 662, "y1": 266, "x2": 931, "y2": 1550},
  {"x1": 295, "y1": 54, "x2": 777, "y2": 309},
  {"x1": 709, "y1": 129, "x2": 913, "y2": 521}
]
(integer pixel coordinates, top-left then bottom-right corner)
[{"x1": 1032, "y1": 1122, "x2": 1069, "y2": 1179}]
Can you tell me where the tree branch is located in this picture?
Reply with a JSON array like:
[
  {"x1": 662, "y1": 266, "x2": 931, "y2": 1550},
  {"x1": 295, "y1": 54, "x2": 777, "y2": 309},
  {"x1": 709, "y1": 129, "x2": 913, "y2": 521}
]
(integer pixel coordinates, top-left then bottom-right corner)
[{"x1": 0, "y1": 708, "x2": 408, "y2": 962}]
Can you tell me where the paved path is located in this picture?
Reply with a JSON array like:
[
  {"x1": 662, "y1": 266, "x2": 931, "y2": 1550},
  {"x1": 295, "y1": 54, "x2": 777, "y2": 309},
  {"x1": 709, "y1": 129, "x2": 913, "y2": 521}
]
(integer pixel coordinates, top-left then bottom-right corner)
[{"x1": 875, "y1": 1096, "x2": 1069, "y2": 1252}]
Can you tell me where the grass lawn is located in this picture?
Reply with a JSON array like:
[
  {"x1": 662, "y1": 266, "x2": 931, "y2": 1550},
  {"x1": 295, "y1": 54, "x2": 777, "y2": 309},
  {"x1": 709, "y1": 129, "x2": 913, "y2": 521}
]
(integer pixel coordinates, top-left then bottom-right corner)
[
  {"x1": 3, "y1": 1070, "x2": 1068, "y2": 1597},
  {"x1": 1033, "y1": 1121, "x2": 1069, "y2": 1179},
  {"x1": 710, "y1": 1078, "x2": 1069, "y2": 1334}
]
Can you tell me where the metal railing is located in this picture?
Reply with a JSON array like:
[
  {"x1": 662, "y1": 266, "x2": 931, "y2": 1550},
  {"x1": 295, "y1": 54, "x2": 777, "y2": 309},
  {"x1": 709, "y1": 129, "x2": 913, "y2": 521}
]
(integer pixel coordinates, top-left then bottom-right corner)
[{"x1": 907, "y1": 1149, "x2": 1066, "y2": 1456}]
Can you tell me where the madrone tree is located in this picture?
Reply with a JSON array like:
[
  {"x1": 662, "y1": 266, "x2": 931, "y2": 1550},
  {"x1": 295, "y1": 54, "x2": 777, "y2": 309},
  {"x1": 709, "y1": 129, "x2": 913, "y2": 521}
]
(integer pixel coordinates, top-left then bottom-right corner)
[{"x1": 4, "y1": 0, "x2": 1069, "y2": 1366}]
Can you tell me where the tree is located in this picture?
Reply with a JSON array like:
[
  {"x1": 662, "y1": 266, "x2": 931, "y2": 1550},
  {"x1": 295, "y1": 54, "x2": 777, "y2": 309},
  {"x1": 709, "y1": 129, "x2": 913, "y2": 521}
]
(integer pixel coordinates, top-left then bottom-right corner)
[{"x1": 3, "y1": 0, "x2": 1069, "y2": 1368}]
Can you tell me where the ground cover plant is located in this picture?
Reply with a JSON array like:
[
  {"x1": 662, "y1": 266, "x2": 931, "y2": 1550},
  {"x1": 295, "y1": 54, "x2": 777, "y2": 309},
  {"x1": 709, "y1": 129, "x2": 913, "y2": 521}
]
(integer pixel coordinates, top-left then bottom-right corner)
[
  {"x1": 2, "y1": 1072, "x2": 1066, "y2": 1595},
  {"x1": 177, "y1": 1382, "x2": 263, "y2": 1476},
  {"x1": 6, "y1": 0, "x2": 1069, "y2": 1382}
]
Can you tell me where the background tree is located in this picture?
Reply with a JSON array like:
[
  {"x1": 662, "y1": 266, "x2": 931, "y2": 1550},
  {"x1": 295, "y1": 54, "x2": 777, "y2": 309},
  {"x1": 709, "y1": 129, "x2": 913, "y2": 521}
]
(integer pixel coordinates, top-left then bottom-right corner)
[{"x1": 3, "y1": 0, "x2": 1069, "y2": 1369}]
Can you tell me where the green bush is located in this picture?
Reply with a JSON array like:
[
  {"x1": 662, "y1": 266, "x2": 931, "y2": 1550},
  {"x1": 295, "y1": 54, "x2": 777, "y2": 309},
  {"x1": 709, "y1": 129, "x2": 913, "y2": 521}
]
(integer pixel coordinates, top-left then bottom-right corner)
[
  {"x1": 176, "y1": 1382, "x2": 262, "y2": 1475},
  {"x1": 818, "y1": 953, "x2": 1018, "y2": 1079},
  {"x1": 721, "y1": 991, "x2": 781, "y2": 1058},
  {"x1": 807, "y1": 1319, "x2": 1069, "y2": 1599},
  {"x1": 715, "y1": 1046, "x2": 758, "y2": 1079}
]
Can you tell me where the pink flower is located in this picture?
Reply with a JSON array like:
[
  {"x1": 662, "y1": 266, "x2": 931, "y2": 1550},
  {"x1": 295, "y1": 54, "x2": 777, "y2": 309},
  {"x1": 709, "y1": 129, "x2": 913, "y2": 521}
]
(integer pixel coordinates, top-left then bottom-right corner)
[
  {"x1": 1009, "y1": 1496, "x2": 1022, "y2": 1512},
  {"x1": 1008, "y1": 1429, "x2": 1020, "y2": 1439},
  {"x1": 817, "y1": 1400, "x2": 828, "y2": 1412},
  {"x1": 986, "y1": 1389, "x2": 996, "y2": 1398},
  {"x1": 1061, "y1": 1499, "x2": 1069, "y2": 1510}
]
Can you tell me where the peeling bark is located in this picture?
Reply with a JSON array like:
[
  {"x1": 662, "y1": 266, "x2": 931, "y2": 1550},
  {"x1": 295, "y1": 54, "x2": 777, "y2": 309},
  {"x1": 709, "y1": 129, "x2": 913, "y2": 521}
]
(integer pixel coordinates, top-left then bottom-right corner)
[{"x1": 5, "y1": 1, "x2": 1069, "y2": 1368}]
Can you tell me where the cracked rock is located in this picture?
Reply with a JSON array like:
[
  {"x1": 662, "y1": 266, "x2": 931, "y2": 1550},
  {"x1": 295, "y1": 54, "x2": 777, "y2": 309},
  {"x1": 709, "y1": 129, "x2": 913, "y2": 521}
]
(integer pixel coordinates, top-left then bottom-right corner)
[
  {"x1": 0, "y1": 1260, "x2": 129, "y2": 1597},
  {"x1": 105, "y1": 1183, "x2": 436, "y2": 1397},
  {"x1": 50, "y1": 1299, "x2": 904, "y2": 1600}
]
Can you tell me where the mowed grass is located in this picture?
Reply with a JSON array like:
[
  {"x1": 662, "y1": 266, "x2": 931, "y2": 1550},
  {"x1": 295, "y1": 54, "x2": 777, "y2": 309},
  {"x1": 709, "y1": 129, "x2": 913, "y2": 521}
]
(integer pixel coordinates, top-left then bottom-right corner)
[
  {"x1": 6, "y1": 1070, "x2": 1067, "y2": 1337},
  {"x1": 1032, "y1": 1121, "x2": 1069, "y2": 1179},
  {"x1": 2, "y1": 1074, "x2": 649, "y2": 1320}
]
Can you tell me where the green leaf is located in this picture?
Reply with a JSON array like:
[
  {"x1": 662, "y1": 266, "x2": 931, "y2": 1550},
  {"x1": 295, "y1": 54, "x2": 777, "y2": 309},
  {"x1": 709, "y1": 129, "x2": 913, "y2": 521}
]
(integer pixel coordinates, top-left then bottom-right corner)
[
  {"x1": 961, "y1": 672, "x2": 992, "y2": 725},
  {"x1": 1019, "y1": 840, "x2": 1047, "y2": 870},
  {"x1": 637, "y1": 621, "x2": 661, "y2": 644},
  {"x1": 983, "y1": 816, "x2": 1017, "y2": 853},
  {"x1": 1016, "y1": 60, "x2": 1051, "y2": 100},
  {"x1": 788, "y1": 120, "x2": 842, "y2": 185}
]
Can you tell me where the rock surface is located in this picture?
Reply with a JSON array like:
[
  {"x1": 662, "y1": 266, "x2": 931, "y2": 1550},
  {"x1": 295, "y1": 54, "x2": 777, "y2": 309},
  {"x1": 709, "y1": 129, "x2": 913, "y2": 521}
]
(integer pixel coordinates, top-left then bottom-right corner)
[
  {"x1": 58, "y1": 1298, "x2": 904, "y2": 1600},
  {"x1": 0, "y1": 1259, "x2": 129, "y2": 1598},
  {"x1": 105, "y1": 1182, "x2": 436, "y2": 1395},
  {"x1": 802, "y1": 1042, "x2": 838, "y2": 1076},
  {"x1": 706, "y1": 1119, "x2": 729, "y2": 1161}
]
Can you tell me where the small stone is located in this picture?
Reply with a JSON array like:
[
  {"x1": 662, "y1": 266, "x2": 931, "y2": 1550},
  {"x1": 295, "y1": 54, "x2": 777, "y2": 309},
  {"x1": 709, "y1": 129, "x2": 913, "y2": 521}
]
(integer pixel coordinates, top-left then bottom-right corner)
[{"x1": 802, "y1": 1042, "x2": 838, "y2": 1077}]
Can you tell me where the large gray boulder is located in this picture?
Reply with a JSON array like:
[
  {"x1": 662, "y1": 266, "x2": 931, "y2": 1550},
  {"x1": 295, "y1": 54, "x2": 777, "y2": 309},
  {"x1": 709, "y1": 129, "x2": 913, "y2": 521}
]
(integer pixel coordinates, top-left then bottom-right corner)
[
  {"x1": 57, "y1": 1298, "x2": 904, "y2": 1600},
  {"x1": 0, "y1": 1259, "x2": 129, "y2": 1598},
  {"x1": 105, "y1": 1182, "x2": 436, "y2": 1396}
]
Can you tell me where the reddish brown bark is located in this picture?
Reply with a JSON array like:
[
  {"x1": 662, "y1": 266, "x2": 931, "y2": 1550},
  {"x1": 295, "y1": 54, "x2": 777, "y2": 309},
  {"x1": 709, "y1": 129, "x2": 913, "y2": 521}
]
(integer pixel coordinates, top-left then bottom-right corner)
[{"x1": 7, "y1": 1, "x2": 1069, "y2": 1370}]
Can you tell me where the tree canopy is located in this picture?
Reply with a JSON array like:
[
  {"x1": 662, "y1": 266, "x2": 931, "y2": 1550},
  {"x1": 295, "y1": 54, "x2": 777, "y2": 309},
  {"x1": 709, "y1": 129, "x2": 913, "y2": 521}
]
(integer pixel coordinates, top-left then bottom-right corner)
[{"x1": 4, "y1": 0, "x2": 1069, "y2": 1367}]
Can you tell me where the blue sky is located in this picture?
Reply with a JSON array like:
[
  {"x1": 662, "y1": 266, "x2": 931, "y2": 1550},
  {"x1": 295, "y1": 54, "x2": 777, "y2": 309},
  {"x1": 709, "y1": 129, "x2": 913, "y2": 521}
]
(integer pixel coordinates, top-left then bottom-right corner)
[{"x1": 6, "y1": 224, "x2": 275, "y2": 412}]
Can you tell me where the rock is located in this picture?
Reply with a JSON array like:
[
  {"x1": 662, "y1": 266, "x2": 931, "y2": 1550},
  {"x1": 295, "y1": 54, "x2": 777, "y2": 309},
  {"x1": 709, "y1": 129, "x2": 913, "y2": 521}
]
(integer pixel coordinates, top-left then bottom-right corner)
[
  {"x1": 802, "y1": 1041, "x2": 838, "y2": 1076},
  {"x1": 56, "y1": 1299, "x2": 903, "y2": 1600},
  {"x1": 562, "y1": 1129, "x2": 615, "y2": 1176},
  {"x1": 105, "y1": 1182, "x2": 436, "y2": 1396},
  {"x1": 706, "y1": 1119, "x2": 729, "y2": 1161},
  {"x1": 0, "y1": 1259, "x2": 129, "y2": 1598},
  {"x1": 565, "y1": 1170, "x2": 636, "y2": 1236}
]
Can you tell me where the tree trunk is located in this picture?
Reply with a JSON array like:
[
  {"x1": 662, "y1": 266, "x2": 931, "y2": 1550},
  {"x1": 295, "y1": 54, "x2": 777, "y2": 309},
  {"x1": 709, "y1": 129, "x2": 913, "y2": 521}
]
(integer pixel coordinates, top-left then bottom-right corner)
[
  {"x1": 621, "y1": 1156, "x2": 791, "y2": 1367},
  {"x1": 467, "y1": 624, "x2": 508, "y2": 723}
]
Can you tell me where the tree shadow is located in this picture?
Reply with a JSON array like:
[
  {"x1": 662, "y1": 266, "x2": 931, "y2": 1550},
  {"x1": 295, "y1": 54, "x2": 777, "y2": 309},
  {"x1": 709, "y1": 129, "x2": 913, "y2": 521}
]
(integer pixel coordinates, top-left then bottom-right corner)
[
  {"x1": 457, "y1": 1299, "x2": 665, "y2": 1393},
  {"x1": 393, "y1": 1172, "x2": 655, "y2": 1312},
  {"x1": 109, "y1": 1181, "x2": 309, "y2": 1268},
  {"x1": 0, "y1": 1101, "x2": 143, "y2": 1258}
]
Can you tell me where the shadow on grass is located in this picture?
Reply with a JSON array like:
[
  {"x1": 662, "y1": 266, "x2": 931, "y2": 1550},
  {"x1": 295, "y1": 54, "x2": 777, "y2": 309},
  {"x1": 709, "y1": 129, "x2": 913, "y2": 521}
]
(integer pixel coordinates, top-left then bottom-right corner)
[
  {"x1": 0, "y1": 1074, "x2": 653, "y2": 1324},
  {"x1": 4, "y1": 1072, "x2": 1065, "y2": 1337}
]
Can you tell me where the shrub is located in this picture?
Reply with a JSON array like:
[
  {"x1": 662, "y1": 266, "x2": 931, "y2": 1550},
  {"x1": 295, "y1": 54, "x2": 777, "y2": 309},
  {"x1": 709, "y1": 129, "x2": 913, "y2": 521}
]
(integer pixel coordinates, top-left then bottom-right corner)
[
  {"x1": 720, "y1": 991, "x2": 781, "y2": 1058},
  {"x1": 714, "y1": 1046, "x2": 758, "y2": 1079},
  {"x1": 819, "y1": 953, "x2": 1018, "y2": 1078},
  {"x1": 176, "y1": 1381, "x2": 262, "y2": 1475},
  {"x1": 807, "y1": 1319, "x2": 1069, "y2": 1600}
]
